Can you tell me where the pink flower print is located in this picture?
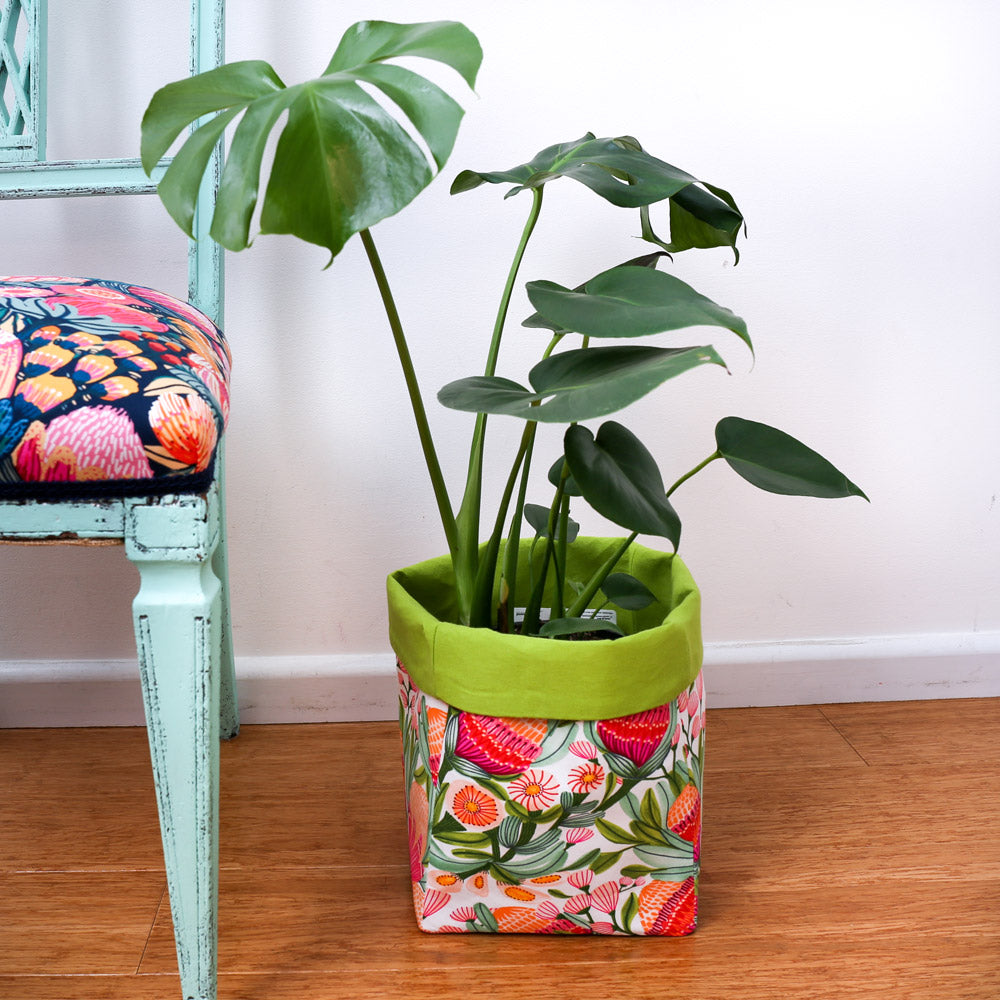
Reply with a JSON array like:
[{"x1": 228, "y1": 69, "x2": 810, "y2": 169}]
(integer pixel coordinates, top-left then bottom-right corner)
[
  {"x1": 562, "y1": 893, "x2": 593, "y2": 914},
  {"x1": 45, "y1": 285, "x2": 169, "y2": 331},
  {"x1": 450, "y1": 906, "x2": 477, "y2": 923},
  {"x1": 568, "y1": 761, "x2": 605, "y2": 795},
  {"x1": 454, "y1": 713, "x2": 545, "y2": 776},
  {"x1": 13, "y1": 408, "x2": 153, "y2": 482},
  {"x1": 687, "y1": 688, "x2": 700, "y2": 720},
  {"x1": 129, "y1": 285, "x2": 218, "y2": 340},
  {"x1": 570, "y1": 740, "x2": 599, "y2": 760},
  {"x1": 590, "y1": 881, "x2": 621, "y2": 914},
  {"x1": 596, "y1": 703, "x2": 673, "y2": 767},
  {"x1": 564, "y1": 827, "x2": 594, "y2": 845},
  {"x1": 0, "y1": 328, "x2": 23, "y2": 399},
  {"x1": 677, "y1": 690, "x2": 689, "y2": 713},
  {"x1": 567, "y1": 869, "x2": 594, "y2": 890},
  {"x1": 422, "y1": 890, "x2": 451, "y2": 918},
  {"x1": 509, "y1": 770, "x2": 558, "y2": 811},
  {"x1": 2, "y1": 274, "x2": 82, "y2": 284},
  {"x1": 590, "y1": 921, "x2": 617, "y2": 935},
  {"x1": 148, "y1": 391, "x2": 218, "y2": 472},
  {"x1": 0, "y1": 284, "x2": 55, "y2": 299}
]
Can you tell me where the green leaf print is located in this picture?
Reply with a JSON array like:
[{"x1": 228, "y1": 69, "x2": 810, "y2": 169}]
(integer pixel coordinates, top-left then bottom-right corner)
[
  {"x1": 595, "y1": 818, "x2": 639, "y2": 846},
  {"x1": 620, "y1": 892, "x2": 640, "y2": 933},
  {"x1": 590, "y1": 848, "x2": 628, "y2": 875}
]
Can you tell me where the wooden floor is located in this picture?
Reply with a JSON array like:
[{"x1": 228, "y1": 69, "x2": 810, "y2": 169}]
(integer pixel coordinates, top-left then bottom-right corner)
[{"x1": 2, "y1": 698, "x2": 998, "y2": 999}]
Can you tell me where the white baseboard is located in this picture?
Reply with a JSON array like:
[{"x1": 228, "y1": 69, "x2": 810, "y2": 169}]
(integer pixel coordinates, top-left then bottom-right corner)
[{"x1": 1, "y1": 632, "x2": 998, "y2": 728}]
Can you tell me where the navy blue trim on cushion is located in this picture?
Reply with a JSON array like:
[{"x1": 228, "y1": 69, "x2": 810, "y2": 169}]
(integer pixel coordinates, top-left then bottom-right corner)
[{"x1": 0, "y1": 456, "x2": 217, "y2": 502}]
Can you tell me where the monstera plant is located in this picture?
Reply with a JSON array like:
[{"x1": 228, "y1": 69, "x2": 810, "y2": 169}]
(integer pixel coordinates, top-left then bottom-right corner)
[
  {"x1": 141, "y1": 18, "x2": 865, "y2": 638},
  {"x1": 142, "y1": 18, "x2": 869, "y2": 940}
]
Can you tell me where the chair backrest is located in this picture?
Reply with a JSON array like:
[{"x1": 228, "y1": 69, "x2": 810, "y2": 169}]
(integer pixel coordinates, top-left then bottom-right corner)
[{"x1": 0, "y1": 0, "x2": 225, "y2": 326}]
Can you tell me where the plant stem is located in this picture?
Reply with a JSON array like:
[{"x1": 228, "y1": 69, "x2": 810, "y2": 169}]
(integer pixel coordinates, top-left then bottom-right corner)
[
  {"x1": 471, "y1": 420, "x2": 537, "y2": 631},
  {"x1": 360, "y1": 228, "x2": 459, "y2": 560},
  {"x1": 565, "y1": 532, "x2": 638, "y2": 618},
  {"x1": 666, "y1": 451, "x2": 721, "y2": 498},
  {"x1": 454, "y1": 188, "x2": 545, "y2": 623},
  {"x1": 499, "y1": 423, "x2": 537, "y2": 631}
]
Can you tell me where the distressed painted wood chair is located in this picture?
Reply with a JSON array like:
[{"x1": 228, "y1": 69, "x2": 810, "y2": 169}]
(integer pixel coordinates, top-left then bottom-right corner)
[{"x1": 1, "y1": 2, "x2": 235, "y2": 998}]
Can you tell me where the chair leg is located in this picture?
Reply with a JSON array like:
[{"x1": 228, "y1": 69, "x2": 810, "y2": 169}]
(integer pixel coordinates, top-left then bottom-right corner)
[
  {"x1": 213, "y1": 483, "x2": 239, "y2": 740},
  {"x1": 126, "y1": 491, "x2": 223, "y2": 1000}
]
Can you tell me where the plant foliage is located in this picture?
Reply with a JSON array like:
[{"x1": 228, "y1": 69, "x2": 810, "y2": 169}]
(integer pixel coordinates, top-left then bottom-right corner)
[{"x1": 141, "y1": 19, "x2": 866, "y2": 637}]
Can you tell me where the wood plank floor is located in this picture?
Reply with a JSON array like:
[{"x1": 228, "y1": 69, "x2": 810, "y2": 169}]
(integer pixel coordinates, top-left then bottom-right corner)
[{"x1": 2, "y1": 698, "x2": 998, "y2": 999}]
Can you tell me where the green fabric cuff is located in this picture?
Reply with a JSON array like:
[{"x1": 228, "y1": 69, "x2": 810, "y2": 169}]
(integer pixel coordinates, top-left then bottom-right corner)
[{"x1": 387, "y1": 537, "x2": 703, "y2": 720}]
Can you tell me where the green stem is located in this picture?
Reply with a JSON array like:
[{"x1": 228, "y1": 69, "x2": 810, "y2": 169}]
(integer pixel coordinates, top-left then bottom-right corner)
[
  {"x1": 499, "y1": 424, "x2": 537, "y2": 631},
  {"x1": 454, "y1": 188, "x2": 545, "y2": 623},
  {"x1": 667, "y1": 451, "x2": 721, "y2": 498},
  {"x1": 360, "y1": 229, "x2": 459, "y2": 560},
  {"x1": 470, "y1": 420, "x2": 537, "y2": 630},
  {"x1": 565, "y1": 532, "x2": 638, "y2": 619}
]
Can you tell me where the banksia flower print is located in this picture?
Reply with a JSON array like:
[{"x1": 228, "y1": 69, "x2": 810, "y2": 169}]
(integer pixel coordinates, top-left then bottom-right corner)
[
  {"x1": 454, "y1": 712, "x2": 546, "y2": 776},
  {"x1": 0, "y1": 277, "x2": 229, "y2": 498},
  {"x1": 596, "y1": 704, "x2": 674, "y2": 767},
  {"x1": 398, "y1": 661, "x2": 706, "y2": 935}
]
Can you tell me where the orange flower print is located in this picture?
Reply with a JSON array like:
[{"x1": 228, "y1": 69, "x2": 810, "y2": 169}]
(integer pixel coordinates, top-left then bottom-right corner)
[
  {"x1": 15, "y1": 374, "x2": 77, "y2": 413},
  {"x1": 449, "y1": 785, "x2": 499, "y2": 828},
  {"x1": 465, "y1": 872, "x2": 489, "y2": 897},
  {"x1": 149, "y1": 391, "x2": 218, "y2": 471},
  {"x1": 569, "y1": 762, "x2": 605, "y2": 794},
  {"x1": 509, "y1": 769, "x2": 558, "y2": 811},
  {"x1": 407, "y1": 781, "x2": 429, "y2": 883},
  {"x1": 427, "y1": 871, "x2": 463, "y2": 894}
]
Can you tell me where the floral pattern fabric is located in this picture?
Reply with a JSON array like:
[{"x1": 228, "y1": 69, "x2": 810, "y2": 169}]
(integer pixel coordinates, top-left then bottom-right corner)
[
  {"x1": 0, "y1": 276, "x2": 230, "y2": 498},
  {"x1": 399, "y1": 661, "x2": 706, "y2": 935}
]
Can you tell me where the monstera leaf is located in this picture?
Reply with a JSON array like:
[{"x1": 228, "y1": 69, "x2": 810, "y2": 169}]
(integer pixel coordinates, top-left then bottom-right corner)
[
  {"x1": 453, "y1": 133, "x2": 744, "y2": 258},
  {"x1": 141, "y1": 20, "x2": 482, "y2": 259},
  {"x1": 525, "y1": 263, "x2": 752, "y2": 353},
  {"x1": 438, "y1": 344, "x2": 726, "y2": 424}
]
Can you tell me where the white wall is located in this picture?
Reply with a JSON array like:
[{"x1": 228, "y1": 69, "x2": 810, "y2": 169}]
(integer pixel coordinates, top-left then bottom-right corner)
[{"x1": 2, "y1": 0, "x2": 998, "y2": 721}]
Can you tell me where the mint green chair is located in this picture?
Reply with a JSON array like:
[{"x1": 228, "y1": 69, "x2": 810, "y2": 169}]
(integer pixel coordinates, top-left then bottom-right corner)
[{"x1": 1, "y1": 2, "x2": 235, "y2": 998}]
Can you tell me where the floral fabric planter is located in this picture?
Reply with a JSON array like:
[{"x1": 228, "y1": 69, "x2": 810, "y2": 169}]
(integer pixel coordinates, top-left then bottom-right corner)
[
  {"x1": 388, "y1": 538, "x2": 706, "y2": 936},
  {"x1": 398, "y1": 662, "x2": 705, "y2": 935}
]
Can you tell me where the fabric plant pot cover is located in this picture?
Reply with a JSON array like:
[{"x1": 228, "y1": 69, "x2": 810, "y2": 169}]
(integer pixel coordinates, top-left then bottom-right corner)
[{"x1": 387, "y1": 537, "x2": 706, "y2": 935}]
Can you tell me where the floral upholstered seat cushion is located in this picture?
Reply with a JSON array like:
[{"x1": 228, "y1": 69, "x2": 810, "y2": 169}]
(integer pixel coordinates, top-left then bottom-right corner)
[{"x1": 0, "y1": 277, "x2": 230, "y2": 499}]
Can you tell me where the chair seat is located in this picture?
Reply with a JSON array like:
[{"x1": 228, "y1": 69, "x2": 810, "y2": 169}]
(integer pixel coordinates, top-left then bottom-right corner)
[{"x1": 0, "y1": 276, "x2": 230, "y2": 500}]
